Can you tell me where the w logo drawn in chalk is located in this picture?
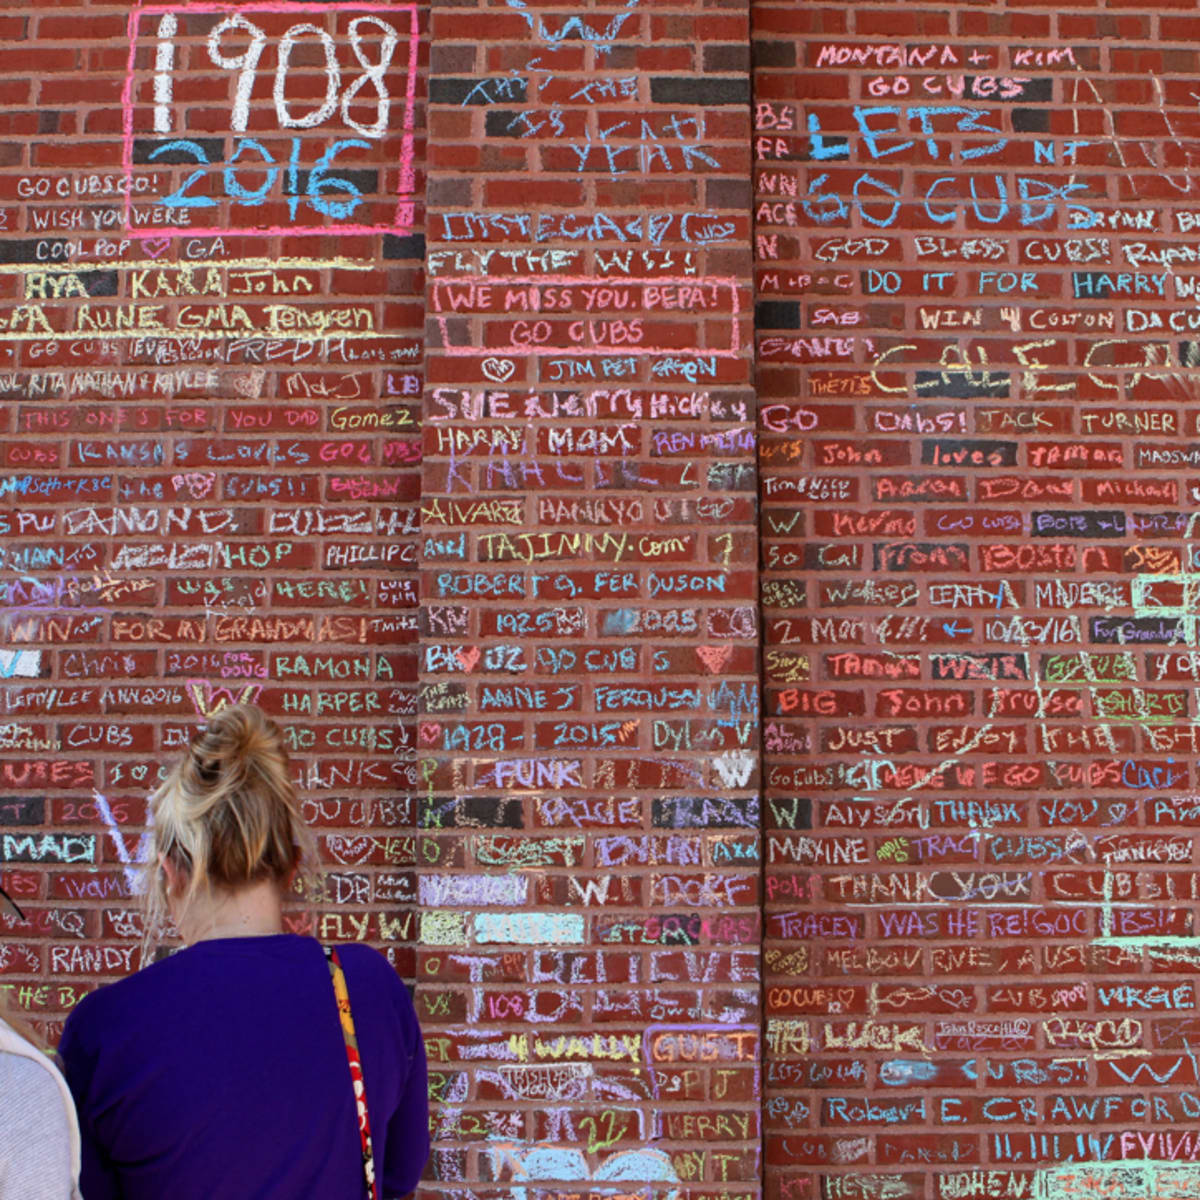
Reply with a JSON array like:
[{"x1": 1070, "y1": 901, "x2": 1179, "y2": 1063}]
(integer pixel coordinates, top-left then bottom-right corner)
[{"x1": 185, "y1": 680, "x2": 263, "y2": 719}]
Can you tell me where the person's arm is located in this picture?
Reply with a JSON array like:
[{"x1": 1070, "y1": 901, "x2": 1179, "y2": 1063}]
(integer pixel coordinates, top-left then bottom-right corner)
[
  {"x1": 74, "y1": 1117, "x2": 121, "y2": 1200},
  {"x1": 57, "y1": 1017, "x2": 120, "y2": 1200},
  {"x1": 379, "y1": 984, "x2": 429, "y2": 1200},
  {"x1": 0, "y1": 1057, "x2": 77, "y2": 1200}
]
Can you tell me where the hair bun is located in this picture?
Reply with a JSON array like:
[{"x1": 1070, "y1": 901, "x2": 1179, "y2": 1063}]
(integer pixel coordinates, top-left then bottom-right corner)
[
  {"x1": 147, "y1": 700, "x2": 312, "y2": 944},
  {"x1": 194, "y1": 703, "x2": 275, "y2": 772}
]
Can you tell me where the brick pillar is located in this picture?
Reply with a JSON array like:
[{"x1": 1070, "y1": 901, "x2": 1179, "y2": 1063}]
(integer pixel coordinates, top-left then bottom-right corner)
[
  {"x1": 754, "y1": 3, "x2": 1200, "y2": 1198},
  {"x1": 417, "y1": 2, "x2": 761, "y2": 1193}
]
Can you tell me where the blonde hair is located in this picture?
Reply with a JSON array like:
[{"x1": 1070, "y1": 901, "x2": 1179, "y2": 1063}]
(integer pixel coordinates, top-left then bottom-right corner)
[{"x1": 143, "y1": 703, "x2": 315, "y2": 948}]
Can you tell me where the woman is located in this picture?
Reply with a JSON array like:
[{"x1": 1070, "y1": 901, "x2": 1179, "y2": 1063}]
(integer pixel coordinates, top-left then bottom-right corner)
[
  {"x1": 59, "y1": 703, "x2": 428, "y2": 1199},
  {"x1": 0, "y1": 884, "x2": 82, "y2": 1199}
]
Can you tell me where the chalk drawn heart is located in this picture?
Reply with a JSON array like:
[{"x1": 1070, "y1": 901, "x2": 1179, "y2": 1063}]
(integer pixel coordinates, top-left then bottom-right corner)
[
  {"x1": 696, "y1": 645, "x2": 733, "y2": 674},
  {"x1": 418, "y1": 722, "x2": 442, "y2": 745},
  {"x1": 143, "y1": 237, "x2": 172, "y2": 260},
  {"x1": 455, "y1": 646, "x2": 481, "y2": 671},
  {"x1": 481, "y1": 357, "x2": 515, "y2": 383},
  {"x1": 172, "y1": 472, "x2": 215, "y2": 499},
  {"x1": 233, "y1": 369, "x2": 266, "y2": 398},
  {"x1": 326, "y1": 835, "x2": 372, "y2": 865}
]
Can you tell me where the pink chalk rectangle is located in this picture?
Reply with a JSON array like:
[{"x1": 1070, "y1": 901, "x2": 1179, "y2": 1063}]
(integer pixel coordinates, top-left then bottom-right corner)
[
  {"x1": 431, "y1": 276, "x2": 744, "y2": 357},
  {"x1": 121, "y1": 3, "x2": 419, "y2": 239}
]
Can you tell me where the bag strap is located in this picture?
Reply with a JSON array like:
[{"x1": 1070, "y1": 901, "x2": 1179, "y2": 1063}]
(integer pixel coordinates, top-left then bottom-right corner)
[{"x1": 326, "y1": 946, "x2": 380, "y2": 1200}]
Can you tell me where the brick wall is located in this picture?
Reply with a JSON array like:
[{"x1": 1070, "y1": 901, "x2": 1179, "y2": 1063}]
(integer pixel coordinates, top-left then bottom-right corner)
[
  {"x1": 3, "y1": 0, "x2": 1200, "y2": 1198},
  {"x1": 756, "y1": 3, "x2": 1200, "y2": 1199}
]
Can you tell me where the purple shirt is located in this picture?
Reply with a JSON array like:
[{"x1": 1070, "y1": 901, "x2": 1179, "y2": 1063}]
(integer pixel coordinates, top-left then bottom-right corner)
[{"x1": 59, "y1": 934, "x2": 428, "y2": 1199}]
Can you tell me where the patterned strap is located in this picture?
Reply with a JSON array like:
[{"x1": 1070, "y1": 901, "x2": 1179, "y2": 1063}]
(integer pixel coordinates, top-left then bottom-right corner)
[{"x1": 326, "y1": 946, "x2": 380, "y2": 1200}]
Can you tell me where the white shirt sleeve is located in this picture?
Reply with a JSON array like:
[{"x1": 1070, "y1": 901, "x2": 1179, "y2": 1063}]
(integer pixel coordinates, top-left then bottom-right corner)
[{"x1": 0, "y1": 1055, "x2": 77, "y2": 1200}]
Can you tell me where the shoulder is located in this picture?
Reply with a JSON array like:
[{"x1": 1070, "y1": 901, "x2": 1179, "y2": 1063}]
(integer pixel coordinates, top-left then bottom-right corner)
[
  {"x1": 0, "y1": 1052, "x2": 68, "y2": 1108},
  {"x1": 0, "y1": 1018, "x2": 39, "y2": 1059},
  {"x1": 0, "y1": 1053, "x2": 74, "y2": 1147},
  {"x1": 63, "y1": 964, "x2": 146, "y2": 1031},
  {"x1": 61, "y1": 952, "x2": 176, "y2": 1054}
]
